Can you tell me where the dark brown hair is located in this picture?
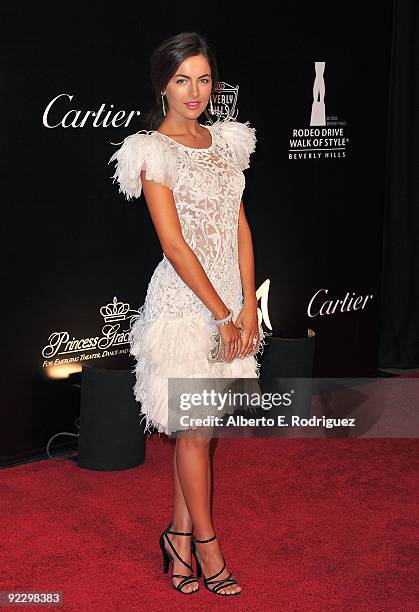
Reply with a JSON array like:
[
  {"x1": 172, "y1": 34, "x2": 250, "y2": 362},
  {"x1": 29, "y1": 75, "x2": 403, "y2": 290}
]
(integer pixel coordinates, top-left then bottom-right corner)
[{"x1": 143, "y1": 32, "x2": 219, "y2": 131}]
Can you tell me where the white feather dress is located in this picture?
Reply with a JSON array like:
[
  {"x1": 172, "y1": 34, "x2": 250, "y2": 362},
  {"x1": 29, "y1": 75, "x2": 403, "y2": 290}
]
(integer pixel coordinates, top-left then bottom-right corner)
[{"x1": 109, "y1": 116, "x2": 268, "y2": 436}]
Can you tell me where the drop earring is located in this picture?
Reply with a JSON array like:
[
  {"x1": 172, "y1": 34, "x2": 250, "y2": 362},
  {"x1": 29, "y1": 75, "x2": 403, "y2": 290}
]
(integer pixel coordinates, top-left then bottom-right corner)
[
  {"x1": 161, "y1": 92, "x2": 166, "y2": 116},
  {"x1": 209, "y1": 96, "x2": 214, "y2": 114}
]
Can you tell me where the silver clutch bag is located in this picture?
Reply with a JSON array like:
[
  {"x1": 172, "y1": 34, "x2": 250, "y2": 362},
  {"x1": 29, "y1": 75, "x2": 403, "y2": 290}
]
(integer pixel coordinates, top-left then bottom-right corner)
[{"x1": 207, "y1": 329, "x2": 260, "y2": 363}]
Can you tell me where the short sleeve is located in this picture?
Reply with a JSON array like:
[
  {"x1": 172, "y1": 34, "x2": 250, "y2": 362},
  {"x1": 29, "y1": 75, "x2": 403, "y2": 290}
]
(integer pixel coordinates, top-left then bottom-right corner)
[
  {"x1": 211, "y1": 116, "x2": 257, "y2": 170},
  {"x1": 108, "y1": 130, "x2": 178, "y2": 201}
]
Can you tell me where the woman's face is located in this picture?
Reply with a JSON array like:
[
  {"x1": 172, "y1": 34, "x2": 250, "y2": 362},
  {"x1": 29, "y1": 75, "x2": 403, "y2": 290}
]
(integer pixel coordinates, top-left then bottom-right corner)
[{"x1": 163, "y1": 54, "x2": 212, "y2": 119}]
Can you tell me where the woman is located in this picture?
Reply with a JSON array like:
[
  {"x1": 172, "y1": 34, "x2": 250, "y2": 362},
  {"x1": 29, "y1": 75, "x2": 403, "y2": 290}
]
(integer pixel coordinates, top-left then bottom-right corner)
[{"x1": 109, "y1": 31, "x2": 267, "y2": 597}]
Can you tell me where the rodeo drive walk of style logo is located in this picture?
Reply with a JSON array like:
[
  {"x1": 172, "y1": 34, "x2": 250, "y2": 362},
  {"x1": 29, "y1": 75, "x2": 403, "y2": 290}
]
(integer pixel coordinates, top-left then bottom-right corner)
[
  {"x1": 41, "y1": 286, "x2": 273, "y2": 368},
  {"x1": 289, "y1": 60, "x2": 349, "y2": 160}
]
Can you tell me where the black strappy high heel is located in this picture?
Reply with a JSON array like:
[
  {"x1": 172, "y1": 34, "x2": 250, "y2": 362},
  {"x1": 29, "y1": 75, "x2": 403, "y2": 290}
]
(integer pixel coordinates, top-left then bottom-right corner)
[
  {"x1": 159, "y1": 521, "x2": 199, "y2": 594},
  {"x1": 192, "y1": 533, "x2": 241, "y2": 596}
]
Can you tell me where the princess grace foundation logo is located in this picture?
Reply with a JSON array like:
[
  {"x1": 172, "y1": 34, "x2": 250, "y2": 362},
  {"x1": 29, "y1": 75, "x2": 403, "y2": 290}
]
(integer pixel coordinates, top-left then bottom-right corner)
[
  {"x1": 289, "y1": 61, "x2": 349, "y2": 160},
  {"x1": 41, "y1": 296, "x2": 140, "y2": 368}
]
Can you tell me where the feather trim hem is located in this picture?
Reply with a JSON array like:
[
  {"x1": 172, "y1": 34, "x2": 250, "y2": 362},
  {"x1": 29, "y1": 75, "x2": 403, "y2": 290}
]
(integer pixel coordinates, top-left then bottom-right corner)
[{"x1": 128, "y1": 312, "x2": 269, "y2": 436}]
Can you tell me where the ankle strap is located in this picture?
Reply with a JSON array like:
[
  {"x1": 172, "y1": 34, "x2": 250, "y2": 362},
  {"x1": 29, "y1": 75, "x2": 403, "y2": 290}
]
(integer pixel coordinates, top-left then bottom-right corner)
[
  {"x1": 165, "y1": 521, "x2": 193, "y2": 536},
  {"x1": 194, "y1": 534, "x2": 216, "y2": 543}
]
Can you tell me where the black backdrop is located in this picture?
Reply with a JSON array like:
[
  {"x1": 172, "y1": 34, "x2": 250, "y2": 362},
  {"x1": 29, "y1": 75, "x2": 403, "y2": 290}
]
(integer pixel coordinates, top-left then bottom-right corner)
[
  {"x1": 379, "y1": 0, "x2": 419, "y2": 367},
  {"x1": 1, "y1": 2, "x2": 394, "y2": 465}
]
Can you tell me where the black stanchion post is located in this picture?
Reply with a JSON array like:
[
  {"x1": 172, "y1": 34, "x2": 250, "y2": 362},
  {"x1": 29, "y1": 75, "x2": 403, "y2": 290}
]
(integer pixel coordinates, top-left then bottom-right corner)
[
  {"x1": 77, "y1": 364, "x2": 146, "y2": 471},
  {"x1": 257, "y1": 329, "x2": 316, "y2": 429}
]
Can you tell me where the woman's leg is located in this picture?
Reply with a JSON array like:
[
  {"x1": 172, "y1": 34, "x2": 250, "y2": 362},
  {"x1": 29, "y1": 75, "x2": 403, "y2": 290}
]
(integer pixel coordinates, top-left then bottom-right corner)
[
  {"x1": 162, "y1": 438, "x2": 199, "y2": 593},
  {"x1": 175, "y1": 427, "x2": 241, "y2": 595}
]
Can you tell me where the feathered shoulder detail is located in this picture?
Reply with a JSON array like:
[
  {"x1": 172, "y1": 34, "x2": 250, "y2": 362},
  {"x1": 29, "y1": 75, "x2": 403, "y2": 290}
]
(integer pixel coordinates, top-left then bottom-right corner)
[
  {"x1": 208, "y1": 115, "x2": 257, "y2": 170},
  {"x1": 108, "y1": 130, "x2": 178, "y2": 201}
]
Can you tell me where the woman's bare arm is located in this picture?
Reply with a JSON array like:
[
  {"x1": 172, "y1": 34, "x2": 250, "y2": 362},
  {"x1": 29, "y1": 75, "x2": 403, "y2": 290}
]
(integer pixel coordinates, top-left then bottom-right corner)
[
  {"x1": 141, "y1": 171, "x2": 229, "y2": 320},
  {"x1": 237, "y1": 199, "x2": 257, "y2": 306},
  {"x1": 235, "y1": 199, "x2": 260, "y2": 356}
]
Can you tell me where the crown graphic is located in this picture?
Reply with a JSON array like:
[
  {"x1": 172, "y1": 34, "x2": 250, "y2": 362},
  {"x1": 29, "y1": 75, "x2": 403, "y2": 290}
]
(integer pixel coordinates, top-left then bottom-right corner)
[{"x1": 100, "y1": 296, "x2": 130, "y2": 322}]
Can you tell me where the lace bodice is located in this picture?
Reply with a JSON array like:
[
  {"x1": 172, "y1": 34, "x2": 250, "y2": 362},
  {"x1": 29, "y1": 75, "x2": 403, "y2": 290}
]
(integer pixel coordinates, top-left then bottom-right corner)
[{"x1": 109, "y1": 116, "x2": 257, "y2": 320}]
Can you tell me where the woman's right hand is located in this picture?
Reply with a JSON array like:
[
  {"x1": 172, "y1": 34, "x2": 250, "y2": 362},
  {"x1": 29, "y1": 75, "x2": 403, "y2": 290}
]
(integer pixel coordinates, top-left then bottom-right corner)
[{"x1": 219, "y1": 321, "x2": 243, "y2": 363}]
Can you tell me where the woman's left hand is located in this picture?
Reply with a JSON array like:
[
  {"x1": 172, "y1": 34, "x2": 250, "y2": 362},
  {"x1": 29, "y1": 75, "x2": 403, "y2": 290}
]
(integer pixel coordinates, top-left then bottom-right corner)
[{"x1": 234, "y1": 300, "x2": 259, "y2": 358}]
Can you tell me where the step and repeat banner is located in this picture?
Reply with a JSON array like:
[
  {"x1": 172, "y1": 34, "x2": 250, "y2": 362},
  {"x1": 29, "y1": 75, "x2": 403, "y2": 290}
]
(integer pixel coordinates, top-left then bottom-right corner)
[{"x1": 2, "y1": 3, "x2": 392, "y2": 463}]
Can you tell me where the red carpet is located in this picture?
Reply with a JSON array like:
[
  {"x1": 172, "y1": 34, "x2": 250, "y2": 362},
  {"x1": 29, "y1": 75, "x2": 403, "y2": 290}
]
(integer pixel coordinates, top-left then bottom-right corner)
[{"x1": 1, "y1": 437, "x2": 417, "y2": 611}]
